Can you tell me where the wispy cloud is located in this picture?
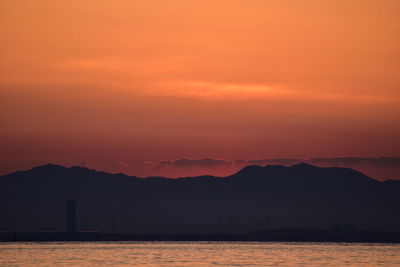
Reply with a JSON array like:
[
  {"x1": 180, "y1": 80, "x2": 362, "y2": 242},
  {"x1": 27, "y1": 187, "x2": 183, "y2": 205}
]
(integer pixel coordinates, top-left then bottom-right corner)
[{"x1": 139, "y1": 157, "x2": 400, "y2": 180}]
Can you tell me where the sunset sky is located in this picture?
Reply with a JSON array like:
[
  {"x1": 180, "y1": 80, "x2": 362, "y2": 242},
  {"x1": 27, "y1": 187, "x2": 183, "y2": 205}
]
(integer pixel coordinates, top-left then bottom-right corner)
[{"x1": 1, "y1": 0, "x2": 399, "y2": 179}]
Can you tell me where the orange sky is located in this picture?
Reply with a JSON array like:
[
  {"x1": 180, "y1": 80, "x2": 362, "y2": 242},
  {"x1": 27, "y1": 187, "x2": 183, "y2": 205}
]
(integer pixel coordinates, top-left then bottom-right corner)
[{"x1": 1, "y1": 0, "x2": 399, "y2": 177}]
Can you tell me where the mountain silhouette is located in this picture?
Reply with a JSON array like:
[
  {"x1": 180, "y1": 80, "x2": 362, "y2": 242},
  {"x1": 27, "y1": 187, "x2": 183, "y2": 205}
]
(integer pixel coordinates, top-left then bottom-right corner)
[{"x1": 0, "y1": 163, "x2": 399, "y2": 234}]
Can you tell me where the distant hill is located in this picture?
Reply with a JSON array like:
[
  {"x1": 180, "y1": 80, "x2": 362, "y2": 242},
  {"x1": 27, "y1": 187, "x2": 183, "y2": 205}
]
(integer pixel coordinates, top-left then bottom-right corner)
[{"x1": 1, "y1": 163, "x2": 399, "y2": 234}]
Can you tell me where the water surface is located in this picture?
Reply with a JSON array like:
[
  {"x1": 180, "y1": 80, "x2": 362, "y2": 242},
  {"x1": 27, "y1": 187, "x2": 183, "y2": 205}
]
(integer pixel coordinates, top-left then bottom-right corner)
[{"x1": 0, "y1": 242, "x2": 399, "y2": 266}]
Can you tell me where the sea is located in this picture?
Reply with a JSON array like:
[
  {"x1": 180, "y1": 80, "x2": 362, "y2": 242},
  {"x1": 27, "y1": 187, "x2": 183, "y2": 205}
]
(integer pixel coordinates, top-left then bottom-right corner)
[{"x1": 0, "y1": 241, "x2": 399, "y2": 266}]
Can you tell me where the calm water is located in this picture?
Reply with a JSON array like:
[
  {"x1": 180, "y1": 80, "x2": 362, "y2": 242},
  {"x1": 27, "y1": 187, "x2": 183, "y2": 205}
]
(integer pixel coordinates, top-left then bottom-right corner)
[{"x1": 0, "y1": 242, "x2": 399, "y2": 266}]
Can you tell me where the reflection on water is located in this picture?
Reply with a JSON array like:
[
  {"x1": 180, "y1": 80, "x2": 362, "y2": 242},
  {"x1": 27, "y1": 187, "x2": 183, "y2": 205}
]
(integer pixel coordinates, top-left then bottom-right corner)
[{"x1": 0, "y1": 242, "x2": 399, "y2": 266}]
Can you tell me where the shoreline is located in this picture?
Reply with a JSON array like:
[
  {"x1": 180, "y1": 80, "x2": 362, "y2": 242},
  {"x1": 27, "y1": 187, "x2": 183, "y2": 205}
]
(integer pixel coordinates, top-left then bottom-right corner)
[{"x1": 1, "y1": 229, "x2": 399, "y2": 243}]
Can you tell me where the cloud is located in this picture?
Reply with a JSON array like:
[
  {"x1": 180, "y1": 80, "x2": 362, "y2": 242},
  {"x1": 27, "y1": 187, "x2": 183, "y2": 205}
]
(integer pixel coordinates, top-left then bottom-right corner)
[
  {"x1": 233, "y1": 157, "x2": 400, "y2": 168},
  {"x1": 116, "y1": 160, "x2": 129, "y2": 167},
  {"x1": 141, "y1": 157, "x2": 400, "y2": 180},
  {"x1": 235, "y1": 158, "x2": 302, "y2": 166},
  {"x1": 308, "y1": 157, "x2": 400, "y2": 168},
  {"x1": 156, "y1": 158, "x2": 232, "y2": 169},
  {"x1": 147, "y1": 157, "x2": 400, "y2": 170},
  {"x1": 154, "y1": 81, "x2": 294, "y2": 101}
]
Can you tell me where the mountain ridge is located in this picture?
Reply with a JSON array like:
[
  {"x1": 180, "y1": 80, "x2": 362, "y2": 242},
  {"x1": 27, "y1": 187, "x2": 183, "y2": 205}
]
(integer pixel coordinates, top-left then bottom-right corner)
[
  {"x1": 1, "y1": 163, "x2": 399, "y2": 234},
  {"x1": 1, "y1": 162, "x2": 381, "y2": 182}
]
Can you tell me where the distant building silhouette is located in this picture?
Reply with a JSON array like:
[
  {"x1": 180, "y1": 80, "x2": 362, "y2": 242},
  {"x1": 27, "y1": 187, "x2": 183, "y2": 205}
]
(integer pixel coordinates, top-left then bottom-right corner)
[
  {"x1": 66, "y1": 200, "x2": 76, "y2": 232},
  {"x1": 111, "y1": 216, "x2": 116, "y2": 233}
]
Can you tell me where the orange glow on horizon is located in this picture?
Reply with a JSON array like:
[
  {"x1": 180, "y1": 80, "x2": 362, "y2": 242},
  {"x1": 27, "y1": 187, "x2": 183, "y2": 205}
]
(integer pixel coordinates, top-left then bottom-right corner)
[{"x1": 1, "y1": 0, "x2": 399, "y2": 177}]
